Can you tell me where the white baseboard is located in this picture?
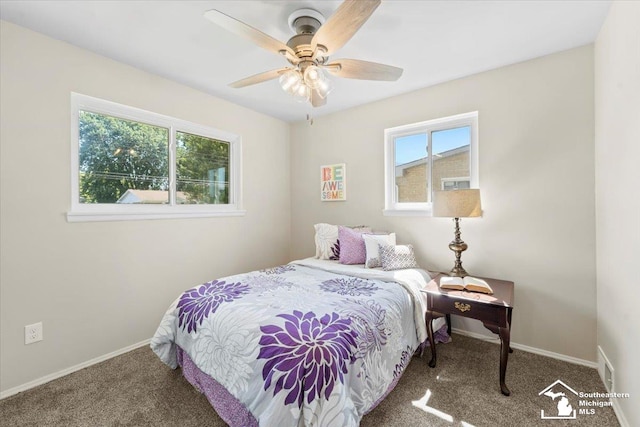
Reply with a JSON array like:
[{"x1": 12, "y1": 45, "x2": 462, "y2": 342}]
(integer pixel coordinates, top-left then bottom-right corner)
[
  {"x1": 3, "y1": 330, "x2": 595, "y2": 397},
  {"x1": 451, "y1": 328, "x2": 598, "y2": 368},
  {"x1": 0, "y1": 339, "x2": 150, "y2": 400},
  {"x1": 1, "y1": 334, "x2": 630, "y2": 427},
  {"x1": 609, "y1": 398, "x2": 631, "y2": 427}
]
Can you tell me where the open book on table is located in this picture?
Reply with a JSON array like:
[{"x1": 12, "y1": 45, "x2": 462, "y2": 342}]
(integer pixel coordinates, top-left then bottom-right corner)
[{"x1": 439, "y1": 276, "x2": 493, "y2": 294}]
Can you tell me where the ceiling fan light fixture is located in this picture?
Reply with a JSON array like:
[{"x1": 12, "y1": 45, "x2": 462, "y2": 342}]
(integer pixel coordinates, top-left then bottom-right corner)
[
  {"x1": 279, "y1": 69, "x2": 302, "y2": 93},
  {"x1": 206, "y1": 1, "x2": 401, "y2": 109},
  {"x1": 316, "y1": 77, "x2": 334, "y2": 99},
  {"x1": 303, "y1": 65, "x2": 324, "y2": 89},
  {"x1": 293, "y1": 83, "x2": 311, "y2": 102}
]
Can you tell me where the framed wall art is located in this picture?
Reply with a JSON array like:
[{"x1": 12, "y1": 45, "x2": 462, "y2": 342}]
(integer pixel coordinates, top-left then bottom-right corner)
[{"x1": 320, "y1": 163, "x2": 346, "y2": 201}]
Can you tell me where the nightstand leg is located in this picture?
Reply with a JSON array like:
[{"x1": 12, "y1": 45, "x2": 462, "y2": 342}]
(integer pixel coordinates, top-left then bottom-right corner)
[
  {"x1": 508, "y1": 309, "x2": 514, "y2": 353},
  {"x1": 426, "y1": 312, "x2": 437, "y2": 368},
  {"x1": 498, "y1": 326, "x2": 511, "y2": 396}
]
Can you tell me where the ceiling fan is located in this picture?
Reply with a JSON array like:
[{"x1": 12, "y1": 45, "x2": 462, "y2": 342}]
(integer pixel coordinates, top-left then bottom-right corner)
[{"x1": 204, "y1": 0, "x2": 403, "y2": 107}]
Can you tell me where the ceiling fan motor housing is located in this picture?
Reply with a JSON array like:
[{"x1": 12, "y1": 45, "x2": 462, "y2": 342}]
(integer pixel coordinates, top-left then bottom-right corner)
[
  {"x1": 287, "y1": 9, "x2": 326, "y2": 59},
  {"x1": 287, "y1": 33, "x2": 314, "y2": 54},
  {"x1": 292, "y1": 16, "x2": 321, "y2": 35},
  {"x1": 288, "y1": 8, "x2": 324, "y2": 33}
]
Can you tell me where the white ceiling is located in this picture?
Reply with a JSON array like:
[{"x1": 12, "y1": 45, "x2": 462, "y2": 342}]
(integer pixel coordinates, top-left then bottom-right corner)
[{"x1": 0, "y1": 0, "x2": 611, "y2": 122}]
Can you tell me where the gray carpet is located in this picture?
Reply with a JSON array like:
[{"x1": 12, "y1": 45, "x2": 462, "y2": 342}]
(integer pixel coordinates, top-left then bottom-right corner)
[{"x1": 0, "y1": 334, "x2": 620, "y2": 426}]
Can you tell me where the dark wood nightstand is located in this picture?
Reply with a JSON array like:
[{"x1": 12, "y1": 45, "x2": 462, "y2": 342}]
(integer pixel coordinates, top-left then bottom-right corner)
[{"x1": 422, "y1": 273, "x2": 515, "y2": 396}]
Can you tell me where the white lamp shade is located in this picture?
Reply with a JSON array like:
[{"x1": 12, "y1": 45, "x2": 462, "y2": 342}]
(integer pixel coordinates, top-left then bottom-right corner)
[{"x1": 433, "y1": 189, "x2": 482, "y2": 218}]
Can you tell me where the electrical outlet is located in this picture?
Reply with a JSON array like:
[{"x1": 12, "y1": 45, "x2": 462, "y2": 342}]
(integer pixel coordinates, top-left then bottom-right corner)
[{"x1": 25, "y1": 322, "x2": 43, "y2": 344}]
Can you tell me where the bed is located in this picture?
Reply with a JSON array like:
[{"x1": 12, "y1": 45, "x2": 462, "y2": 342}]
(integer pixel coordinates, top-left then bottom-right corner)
[{"x1": 151, "y1": 257, "x2": 449, "y2": 426}]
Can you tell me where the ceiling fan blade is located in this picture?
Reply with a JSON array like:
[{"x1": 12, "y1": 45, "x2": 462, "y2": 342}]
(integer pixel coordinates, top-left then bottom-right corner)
[
  {"x1": 311, "y1": 0, "x2": 381, "y2": 55},
  {"x1": 325, "y1": 59, "x2": 403, "y2": 81},
  {"x1": 311, "y1": 90, "x2": 327, "y2": 107},
  {"x1": 204, "y1": 10, "x2": 297, "y2": 59},
  {"x1": 229, "y1": 67, "x2": 291, "y2": 88}
]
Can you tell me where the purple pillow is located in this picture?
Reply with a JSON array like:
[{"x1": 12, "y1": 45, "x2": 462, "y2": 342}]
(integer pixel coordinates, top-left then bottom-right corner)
[{"x1": 338, "y1": 226, "x2": 368, "y2": 265}]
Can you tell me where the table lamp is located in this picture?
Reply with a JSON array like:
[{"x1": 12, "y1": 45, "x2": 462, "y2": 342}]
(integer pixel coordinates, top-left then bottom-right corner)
[{"x1": 433, "y1": 189, "x2": 482, "y2": 277}]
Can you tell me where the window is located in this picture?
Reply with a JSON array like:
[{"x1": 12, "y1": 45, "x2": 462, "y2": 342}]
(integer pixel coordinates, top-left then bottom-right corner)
[
  {"x1": 384, "y1": 112, "x2": 478, "y2": 216},
  {"x1": 69, "y1": 93, "x2": 243, "y2": 222},
  {"x1": 175, "y1": 131, "x2": 230, "y2": 205}
]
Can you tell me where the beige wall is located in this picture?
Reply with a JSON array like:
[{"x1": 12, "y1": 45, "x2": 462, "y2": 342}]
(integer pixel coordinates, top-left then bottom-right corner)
[
  {"x1": 595, "y1": 2, "x2": 640, "y2": 425},
  {"x1": 291, "y1": 45, "x2": 597, "y2": 362},
  {"x1": 0, "y1": 21, "x2": 291, "y2": 393}
]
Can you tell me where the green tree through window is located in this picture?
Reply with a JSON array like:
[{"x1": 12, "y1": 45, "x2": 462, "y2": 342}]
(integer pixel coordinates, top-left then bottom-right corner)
[
  {"x1": 176, "y1": 132, "x2": 230, "y2": 204},
  {"x1": 78, "y1": 111, "x2": 169, "y2": 203},
  {"x1": 78, "y1": 112, "x2": 231, "y2": 205}
]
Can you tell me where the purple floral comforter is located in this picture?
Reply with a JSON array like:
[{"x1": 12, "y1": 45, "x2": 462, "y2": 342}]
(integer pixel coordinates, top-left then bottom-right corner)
[{"x1": 151, "y1": 258, "x2": 446, "y2": 426}]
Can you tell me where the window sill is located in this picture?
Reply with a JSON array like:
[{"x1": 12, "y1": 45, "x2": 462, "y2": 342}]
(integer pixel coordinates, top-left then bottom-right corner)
[{"x1": 66, "y1": 209, "x2": 246, "y2": 223}]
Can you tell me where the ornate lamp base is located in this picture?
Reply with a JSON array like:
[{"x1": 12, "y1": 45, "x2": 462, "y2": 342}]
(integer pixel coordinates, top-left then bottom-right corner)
[
  {"x1": 448, "y1": 218, "x2": 468, "y2": 277},
  {"x1": 449, "y1": 263, "x2": 468, "y2": 278}
]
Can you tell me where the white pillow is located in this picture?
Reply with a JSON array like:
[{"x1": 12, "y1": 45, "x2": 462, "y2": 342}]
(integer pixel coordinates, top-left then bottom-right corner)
[
  {"x1": 314, "y1": 223, "x2": 339, "y2": 260},
  {"x1": 362, "y1": 233, "x2": 396, "y2": 268}
]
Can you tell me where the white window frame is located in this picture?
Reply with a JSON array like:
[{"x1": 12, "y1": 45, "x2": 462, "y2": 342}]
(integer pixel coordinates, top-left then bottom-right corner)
[
  {"x1": 68, "y1": 93, "x2": 244, "y2": 222},
  {"x1": 383, "y1": 111, "x2": 479, "y2": 216}
]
